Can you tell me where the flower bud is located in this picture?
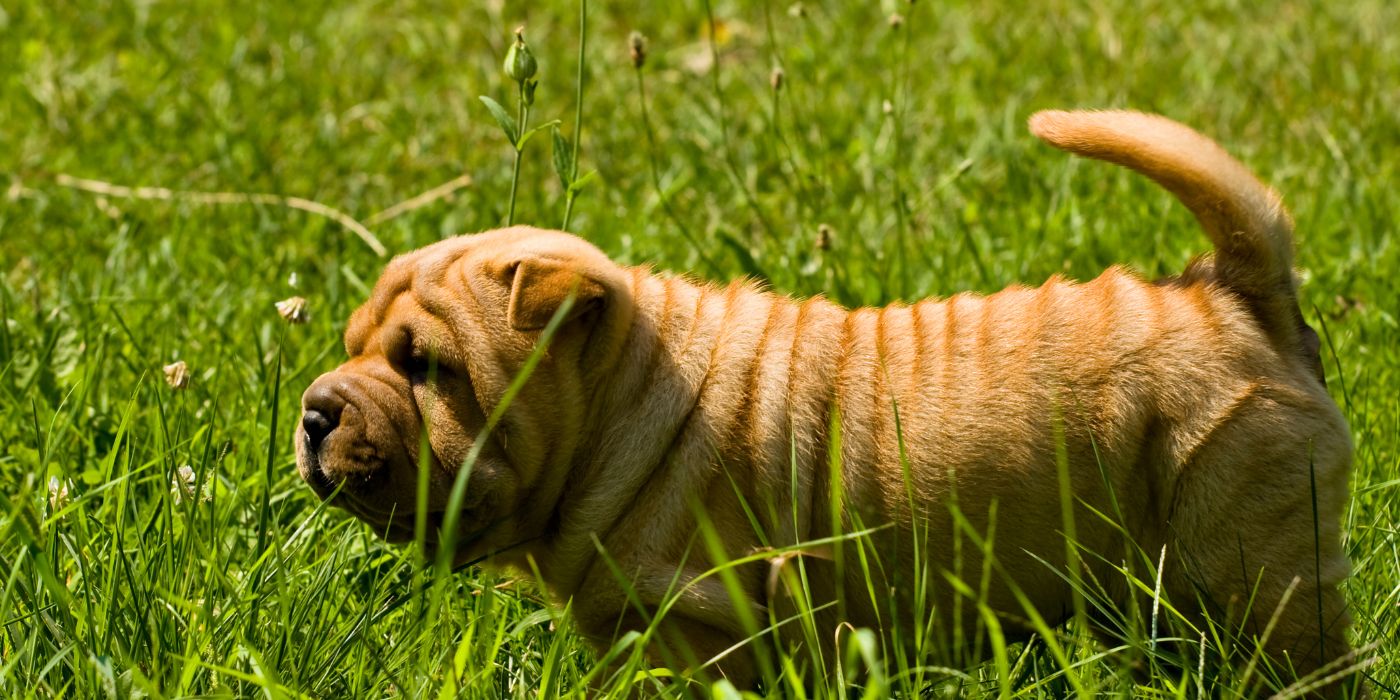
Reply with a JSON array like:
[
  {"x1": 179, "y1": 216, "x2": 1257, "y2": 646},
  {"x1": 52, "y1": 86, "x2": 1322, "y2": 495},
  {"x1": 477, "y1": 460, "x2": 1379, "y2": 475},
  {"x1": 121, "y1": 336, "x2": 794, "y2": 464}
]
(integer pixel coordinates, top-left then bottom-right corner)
[
  {"x1": 504, "y1": 26, "x2": 538, "y2": 83},
  {"x1": 628, "y1": 31, "x2": 647, "y2": 68},
  {"x1": 888, "y1": 13, "x2": 905, "y2": 29},
  {"x1": 770, "y1": 66, "x2": 784, "y2": 91},
  {"x1": 816, "y1": 224, "x2": 833, "y2": 251}
]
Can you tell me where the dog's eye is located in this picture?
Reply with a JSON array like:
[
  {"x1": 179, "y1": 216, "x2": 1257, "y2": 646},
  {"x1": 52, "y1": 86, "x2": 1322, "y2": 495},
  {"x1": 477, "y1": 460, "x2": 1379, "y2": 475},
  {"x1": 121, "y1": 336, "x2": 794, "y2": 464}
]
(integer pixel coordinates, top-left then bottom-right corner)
[
  {"x1": 406, "y1": 349, "x2": 434, "y2": 380},
  {"x1": 388, "y1": 328, "x2": 439, "y2": 379},
  {"x1": 407, "y1": 347, "x2": 454, "y2": 385},
  {"x1": 406, "y1": 351, "x2": 430, "y2": 377}
]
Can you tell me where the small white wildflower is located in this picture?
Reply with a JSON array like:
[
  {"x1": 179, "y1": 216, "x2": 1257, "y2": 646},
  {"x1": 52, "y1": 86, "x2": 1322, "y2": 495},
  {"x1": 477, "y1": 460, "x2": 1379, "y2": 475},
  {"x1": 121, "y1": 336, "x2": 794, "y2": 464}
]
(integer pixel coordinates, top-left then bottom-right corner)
[
  {"x1": 287, "y1": 271, "x2": 299, "y2": 288},
  {"x1": 275, "y1": 296, "x2": 310, "y2": 324},
  {"x1": 48, "y1": 476, "x2": 71, "y2": 511},
  {"x1": 882, "y1": 99, "x2": 894, "y2": 115},
  {"x1": 164, "y1": 361, "x2": 190, "y2": 390},
  {"x1": 172, "y1": 464, "x2": 207, "y2": 504}
]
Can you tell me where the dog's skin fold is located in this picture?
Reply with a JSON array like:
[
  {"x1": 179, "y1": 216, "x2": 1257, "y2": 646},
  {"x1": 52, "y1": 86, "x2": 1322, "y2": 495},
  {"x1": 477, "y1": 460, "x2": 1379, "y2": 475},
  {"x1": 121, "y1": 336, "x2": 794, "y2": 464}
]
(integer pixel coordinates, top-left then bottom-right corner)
[{"x1": 297, "y1": 110, "x2": 1355, "y2": 694}]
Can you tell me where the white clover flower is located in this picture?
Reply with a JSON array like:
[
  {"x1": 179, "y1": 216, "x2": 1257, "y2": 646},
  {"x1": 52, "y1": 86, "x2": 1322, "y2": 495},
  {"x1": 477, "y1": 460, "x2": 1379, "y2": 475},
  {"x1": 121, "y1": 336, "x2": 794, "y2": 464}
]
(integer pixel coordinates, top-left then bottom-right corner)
[
  {"x1": 164, "y1": 361, "x2": 190, "y2": 390},
  {"x1": 172, "y1": 464, "x2": 208, "y2": 504},
  {"x1": 48, "y1": 476, "x2": 71, "y2": 511},
  {"x1": 275, "y1": 296, "x2": 310, "y2": 324}
]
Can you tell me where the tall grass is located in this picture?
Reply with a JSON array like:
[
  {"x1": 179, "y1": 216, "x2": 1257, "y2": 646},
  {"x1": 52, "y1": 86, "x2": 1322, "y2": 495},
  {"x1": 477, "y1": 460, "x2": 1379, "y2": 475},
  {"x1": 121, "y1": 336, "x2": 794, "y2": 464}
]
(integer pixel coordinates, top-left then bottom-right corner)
[{"x1": 2, "y1": 0, "x2": 1396, "y2": 697}]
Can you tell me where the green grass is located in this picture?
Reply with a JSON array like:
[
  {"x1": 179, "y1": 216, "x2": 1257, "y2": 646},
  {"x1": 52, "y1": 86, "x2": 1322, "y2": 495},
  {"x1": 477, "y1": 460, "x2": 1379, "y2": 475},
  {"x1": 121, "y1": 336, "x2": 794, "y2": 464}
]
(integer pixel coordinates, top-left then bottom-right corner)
[{"x1": 2, "y1": 0, "x2": 1397, "y2": 696}]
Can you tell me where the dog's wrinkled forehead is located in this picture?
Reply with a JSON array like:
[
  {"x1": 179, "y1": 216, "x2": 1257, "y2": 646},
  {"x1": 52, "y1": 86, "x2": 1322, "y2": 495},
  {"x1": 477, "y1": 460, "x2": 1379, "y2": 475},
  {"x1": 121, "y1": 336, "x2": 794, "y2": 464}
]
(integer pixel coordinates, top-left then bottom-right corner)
[
  {"x1": 344, "y1": 236, "x2": 482, "y2": 357},
  {"x1": 342, "y1": 226, "x2": 615, "y2": 356}
]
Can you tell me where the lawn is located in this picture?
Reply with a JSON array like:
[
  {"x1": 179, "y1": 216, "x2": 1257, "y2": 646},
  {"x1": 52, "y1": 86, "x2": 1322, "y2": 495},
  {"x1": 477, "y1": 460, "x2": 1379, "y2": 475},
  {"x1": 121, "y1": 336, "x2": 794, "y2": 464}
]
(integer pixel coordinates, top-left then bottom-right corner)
[{"x1": 2, "y1": 0, "x2": 1396, "y2": 697}]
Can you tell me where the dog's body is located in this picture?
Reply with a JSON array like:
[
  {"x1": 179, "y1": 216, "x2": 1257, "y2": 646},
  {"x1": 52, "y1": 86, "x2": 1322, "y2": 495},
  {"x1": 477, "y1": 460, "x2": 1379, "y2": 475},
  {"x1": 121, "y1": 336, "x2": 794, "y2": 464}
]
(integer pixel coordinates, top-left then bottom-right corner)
[{"x1": 298, "y1": 111, "x2": 1354, "y2": 692}]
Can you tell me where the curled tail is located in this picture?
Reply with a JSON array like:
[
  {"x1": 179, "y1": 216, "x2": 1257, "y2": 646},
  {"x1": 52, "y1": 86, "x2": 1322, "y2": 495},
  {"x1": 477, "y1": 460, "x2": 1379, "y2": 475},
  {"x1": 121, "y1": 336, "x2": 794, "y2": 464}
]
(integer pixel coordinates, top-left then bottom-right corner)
[{"x1": 1029, "y1": 109, "x2": 1313, "y2": 361}]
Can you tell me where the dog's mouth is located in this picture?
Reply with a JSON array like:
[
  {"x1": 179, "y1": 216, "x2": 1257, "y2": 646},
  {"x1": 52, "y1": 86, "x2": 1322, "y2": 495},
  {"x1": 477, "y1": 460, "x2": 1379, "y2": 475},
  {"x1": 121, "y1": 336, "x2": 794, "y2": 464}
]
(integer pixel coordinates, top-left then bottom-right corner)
[
  {"x1": 300, "y1": 438, "x2": 340, "y2": 498},
  {"x1": 298, "y1": 430, "x2": 377, "y2": 503},
  {"x1": 307, "y1": 472, "x2": 487, "y2": 550},
  {"x1": 294, "y1": 391, "x2": 512, "y2": 560},
  {"x1": 300, "y1": 431, "x2": 534, "y2": 568}
]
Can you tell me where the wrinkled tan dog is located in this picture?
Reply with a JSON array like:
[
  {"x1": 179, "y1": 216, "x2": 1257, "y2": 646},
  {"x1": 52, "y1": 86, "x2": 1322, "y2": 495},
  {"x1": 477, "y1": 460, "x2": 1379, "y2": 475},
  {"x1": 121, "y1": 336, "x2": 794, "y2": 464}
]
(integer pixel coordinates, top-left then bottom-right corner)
[{"x1": 297, "y1": 111, "x2": 1354, "y2": 693}]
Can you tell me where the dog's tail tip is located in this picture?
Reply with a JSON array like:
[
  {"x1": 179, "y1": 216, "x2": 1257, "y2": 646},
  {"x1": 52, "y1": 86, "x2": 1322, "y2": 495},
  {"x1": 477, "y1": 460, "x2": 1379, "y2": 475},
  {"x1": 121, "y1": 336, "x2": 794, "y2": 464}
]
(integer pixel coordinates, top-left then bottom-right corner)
[{"x1": 1026, "y1": 110, "x2": 1076, "y2": 145}]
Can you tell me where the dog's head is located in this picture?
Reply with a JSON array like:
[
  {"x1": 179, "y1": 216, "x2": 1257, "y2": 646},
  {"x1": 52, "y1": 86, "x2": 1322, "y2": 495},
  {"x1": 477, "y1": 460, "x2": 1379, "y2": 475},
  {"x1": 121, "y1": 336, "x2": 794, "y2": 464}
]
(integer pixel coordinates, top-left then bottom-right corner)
[{"x1": 295, "y1": 226, "x2": 633, "y2": 560}]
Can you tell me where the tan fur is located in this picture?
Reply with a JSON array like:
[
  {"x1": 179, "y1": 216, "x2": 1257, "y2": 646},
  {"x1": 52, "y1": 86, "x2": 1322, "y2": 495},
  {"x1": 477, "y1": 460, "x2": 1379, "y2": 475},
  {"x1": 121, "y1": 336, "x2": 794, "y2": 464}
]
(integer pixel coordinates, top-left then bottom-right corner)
[{"x1": 297, "y1": 111, "x2": 1354, "y2": 694}]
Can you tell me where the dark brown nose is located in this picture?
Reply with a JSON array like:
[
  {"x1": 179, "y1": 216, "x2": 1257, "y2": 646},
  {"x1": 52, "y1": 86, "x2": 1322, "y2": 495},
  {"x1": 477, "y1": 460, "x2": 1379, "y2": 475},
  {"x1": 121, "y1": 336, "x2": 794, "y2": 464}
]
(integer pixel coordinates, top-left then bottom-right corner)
[
  {"x1": 301, "y1": 382, "x2": 344, "y2": 452},
  {"x1": 302, "y1": 409, "x2": 335, "y2": 451}
]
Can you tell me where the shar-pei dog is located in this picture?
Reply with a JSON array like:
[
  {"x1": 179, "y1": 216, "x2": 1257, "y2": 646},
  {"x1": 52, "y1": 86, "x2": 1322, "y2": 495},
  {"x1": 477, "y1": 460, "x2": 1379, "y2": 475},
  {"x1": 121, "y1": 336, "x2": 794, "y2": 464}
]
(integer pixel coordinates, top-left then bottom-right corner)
[{"x1": 296, "y1": 111, "x2": 1356, "y2": 694}]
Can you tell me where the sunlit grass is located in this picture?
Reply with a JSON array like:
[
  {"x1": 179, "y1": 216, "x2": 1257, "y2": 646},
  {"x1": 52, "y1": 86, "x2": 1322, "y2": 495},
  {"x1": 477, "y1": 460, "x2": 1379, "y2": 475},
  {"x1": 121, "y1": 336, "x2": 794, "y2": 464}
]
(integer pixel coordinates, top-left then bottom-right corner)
[{"x1": 2, "y1": 0, "x2": 1397, "y2": 697}]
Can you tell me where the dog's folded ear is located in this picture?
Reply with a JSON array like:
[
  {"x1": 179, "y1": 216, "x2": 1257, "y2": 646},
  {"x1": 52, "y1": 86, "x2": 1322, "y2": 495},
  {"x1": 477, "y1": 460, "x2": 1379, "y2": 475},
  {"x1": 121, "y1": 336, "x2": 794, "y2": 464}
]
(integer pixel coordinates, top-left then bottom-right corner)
[{"x1": 505, "y1": 256, "x2": 607, "y2": 331}]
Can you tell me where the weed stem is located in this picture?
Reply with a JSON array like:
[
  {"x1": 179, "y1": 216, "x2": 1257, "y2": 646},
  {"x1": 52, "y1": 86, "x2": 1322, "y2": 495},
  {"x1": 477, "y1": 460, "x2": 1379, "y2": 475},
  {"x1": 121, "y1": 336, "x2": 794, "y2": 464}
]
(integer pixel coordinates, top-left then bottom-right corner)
[
  {"x1": 507, "y1": 83, "x2": 530, "y2": 225},
  {"x1": 562, "y1": 0, "x2": 588, "y2": 231}
]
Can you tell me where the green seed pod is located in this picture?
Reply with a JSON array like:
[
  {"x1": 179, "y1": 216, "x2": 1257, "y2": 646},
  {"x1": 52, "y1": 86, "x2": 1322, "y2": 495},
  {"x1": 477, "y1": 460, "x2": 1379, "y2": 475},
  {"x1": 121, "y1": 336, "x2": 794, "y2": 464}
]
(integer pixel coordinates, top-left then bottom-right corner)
[{"x1": 504, "y1": 27, "x2": 537, "y2": 83}]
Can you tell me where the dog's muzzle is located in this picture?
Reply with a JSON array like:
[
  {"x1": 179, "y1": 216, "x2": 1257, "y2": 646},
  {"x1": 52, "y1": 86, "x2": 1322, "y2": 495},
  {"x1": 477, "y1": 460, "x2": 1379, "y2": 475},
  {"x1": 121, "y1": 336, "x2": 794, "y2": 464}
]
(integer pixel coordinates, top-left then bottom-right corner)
[{"x1": 298, "y1": 381, "x2": 350, "y2": 499}]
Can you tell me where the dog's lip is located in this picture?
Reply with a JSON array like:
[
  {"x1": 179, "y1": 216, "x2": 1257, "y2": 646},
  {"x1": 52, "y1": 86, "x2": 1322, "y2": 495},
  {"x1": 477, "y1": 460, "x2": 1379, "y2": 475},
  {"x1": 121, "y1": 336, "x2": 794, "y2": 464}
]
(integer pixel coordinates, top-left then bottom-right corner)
[
  {"x1": 305, "y1": 459, "x2": 337, "y2": 498},
  {"x1": 299, "y1": 432, "x2": 340, "y2": 499}
]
